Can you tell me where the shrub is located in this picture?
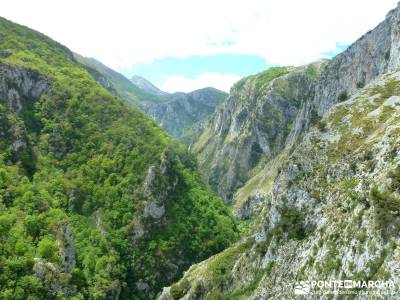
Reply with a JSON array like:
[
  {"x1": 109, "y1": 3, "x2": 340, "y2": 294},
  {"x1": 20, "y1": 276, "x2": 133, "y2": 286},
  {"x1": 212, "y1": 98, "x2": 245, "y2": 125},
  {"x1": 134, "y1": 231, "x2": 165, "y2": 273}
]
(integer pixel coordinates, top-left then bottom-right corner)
[
  {"x1": 337, "y1": 90, "x2": 349, "y2": 102},
  {"x1": 317, "y1": 120, "x2": 327, "y2": 132},
  {"x1": 37, "y1": 237, "x2": 58, "y2": 261},
  {"x1": 356, "y1": 81, "x2": 365, "y2": 89},
  {"x1": 170, "y1": 283, "x2": 185, "y2": 300},
  {"x1": 385, "y1": 50, "x2": 390, "y2": 61},
  {"x1": 275, "y1": 207, "x2": 310, "y2": 240},
  {"x1": 388, "y1": 166, "x2": 400, "y2": 192},
  {"x1": 369, "y1": 186, "x2": 400, "y2": 237}
]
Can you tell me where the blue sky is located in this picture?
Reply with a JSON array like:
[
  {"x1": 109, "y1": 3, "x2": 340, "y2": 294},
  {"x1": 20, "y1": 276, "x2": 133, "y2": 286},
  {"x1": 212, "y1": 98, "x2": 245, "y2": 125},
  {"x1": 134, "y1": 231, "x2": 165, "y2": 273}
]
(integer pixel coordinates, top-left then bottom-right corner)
[
  {"x1": 122, "y1": 44, "x2": 349, "y2": 92},
  {"x1": 122, "y1": 54, "x2": 271, "y2": 91},
  {"x1": 1, "y1": 0, "x2": 398, "y2": 92},
  {"x1": 124, "y1": 54, "x2": 270, "y2": 85}
]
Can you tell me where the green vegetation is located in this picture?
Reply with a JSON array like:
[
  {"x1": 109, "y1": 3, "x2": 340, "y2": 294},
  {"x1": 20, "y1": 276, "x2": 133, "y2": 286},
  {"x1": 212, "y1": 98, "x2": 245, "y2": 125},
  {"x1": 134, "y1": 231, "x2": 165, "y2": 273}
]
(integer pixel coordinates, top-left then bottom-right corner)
[
  {"x1": 274, "y1": 206, "x2": 311, "y2": 240},
  {"x1": 317, "y1": 119, "x2": 328, "y2": 132},
  {"x1": 225, "y1": 273, "x2": 263, "y2": 299},
  {"x1": 389, "y1": 166, "x2": 400, "y2": 191},
  {"x1": 369, "y1": 167, "x2": 400, "y2": 238},
  {"x1": 304, "y1": 65, "x2": 319, "y2": 78},
  {"x1": 74, "y1": 54, "x2": 166, "y2": 107},
  {"x1": 170, "y1": 237, "x2": 263, "y2": 300},
  {"x1": 369, "y1": 78, "x2": 400, "y2": 102},
  {"x1": 254, "y1": 67, "x2": 290, "y2": 92},
  {"x1": 337, "y1": 90, "x2": 349, "y2": 102},
  {"x1": 0, "y1": 16, "x2": 238, "y2": 299},
  {"x1": 205, "y1": 239, "x2": 253, "y2": 287},
  {"x1": 356, "y1": 81, "x2": 365, "y2": 89},
  {"x1": 170, "y1": 281, "x2": 187, "y2": 300}
]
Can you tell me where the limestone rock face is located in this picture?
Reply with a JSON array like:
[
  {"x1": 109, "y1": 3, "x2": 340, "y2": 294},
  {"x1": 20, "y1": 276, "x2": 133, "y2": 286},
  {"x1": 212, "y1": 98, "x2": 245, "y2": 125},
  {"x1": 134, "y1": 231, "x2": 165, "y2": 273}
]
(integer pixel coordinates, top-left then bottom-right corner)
[
  {"x1": 33, "y1": 258, "x2": 75, "y2": 297},
  {"x1": 192, "y1": 62, "x2": 326, "y2": 203},
  {"x1": 129, "y1": 149, "x2": 180, "y2": 246},
  {"x1": 0, "y1": 62, "x2": 50, "y2": 112},
  {"x1": 57, "y1": 223, "x2": 76, "y2": 273},
  {"x1": 0, "y1": 62, "x2": 50, "y2": 174},
  {"x1": 314, "y1": 3, "x2": 400, "y2": 115},
  {"x1": 142, "y1": 153, "x2": 178, "y2": 221}
]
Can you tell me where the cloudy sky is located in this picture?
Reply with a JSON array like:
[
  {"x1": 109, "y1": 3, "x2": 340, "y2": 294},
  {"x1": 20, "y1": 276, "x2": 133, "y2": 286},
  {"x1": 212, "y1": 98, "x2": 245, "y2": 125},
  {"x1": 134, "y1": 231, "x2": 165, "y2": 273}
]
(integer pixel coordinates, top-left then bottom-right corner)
[{"x1": 1, "y1": 0, "x2": 398, "y2": 92}]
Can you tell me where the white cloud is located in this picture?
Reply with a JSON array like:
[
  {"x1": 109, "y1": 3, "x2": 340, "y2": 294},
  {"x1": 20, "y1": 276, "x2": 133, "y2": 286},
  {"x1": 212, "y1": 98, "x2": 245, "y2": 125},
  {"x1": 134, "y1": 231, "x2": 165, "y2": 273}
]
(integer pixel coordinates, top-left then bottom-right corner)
[
  {"x1": 160, "y1": 73, "x2": 242, "y2": 93},
  {"x1": 1, "y1": 0, "x2": 398, "y2": 69}
]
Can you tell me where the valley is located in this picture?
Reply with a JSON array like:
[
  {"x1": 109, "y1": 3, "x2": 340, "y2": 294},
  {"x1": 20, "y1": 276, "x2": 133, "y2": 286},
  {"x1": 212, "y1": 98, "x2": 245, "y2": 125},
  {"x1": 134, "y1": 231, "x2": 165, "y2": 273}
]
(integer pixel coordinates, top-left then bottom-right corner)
[{"x1": 0, "y1": 2, "x2": 400, "y2": 300}]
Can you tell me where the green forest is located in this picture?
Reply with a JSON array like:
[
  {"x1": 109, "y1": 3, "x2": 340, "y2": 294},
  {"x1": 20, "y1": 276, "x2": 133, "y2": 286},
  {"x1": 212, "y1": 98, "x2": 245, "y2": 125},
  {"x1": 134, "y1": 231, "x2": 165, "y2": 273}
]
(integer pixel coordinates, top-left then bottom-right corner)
[{"x1": 0, "y1": 17, "x2": 238, "y2": 299}]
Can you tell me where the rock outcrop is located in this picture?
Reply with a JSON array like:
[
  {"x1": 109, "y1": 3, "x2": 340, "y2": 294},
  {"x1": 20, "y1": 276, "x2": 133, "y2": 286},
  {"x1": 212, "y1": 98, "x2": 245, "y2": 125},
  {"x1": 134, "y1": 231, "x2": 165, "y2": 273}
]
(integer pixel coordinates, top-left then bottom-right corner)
[
  {"x1": 0, "y1": 62, "x2": 50, "y2": 112},
  {"x1": 0, "y1": 62, "x2": 50, "y2": 174},
  {"x1": 57, "y1": 223, "x2": 76, "y2": 273},
  {"x1": 191, "y1": 3, "x2": 400, "y2": 211}
]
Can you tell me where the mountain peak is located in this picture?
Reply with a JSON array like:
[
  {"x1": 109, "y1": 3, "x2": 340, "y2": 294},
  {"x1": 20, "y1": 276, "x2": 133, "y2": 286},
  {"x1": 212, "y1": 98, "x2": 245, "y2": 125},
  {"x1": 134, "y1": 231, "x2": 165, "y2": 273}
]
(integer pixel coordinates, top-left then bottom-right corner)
[{"x1": 130, "y1": 75, "x2": 168, "y2": 96}]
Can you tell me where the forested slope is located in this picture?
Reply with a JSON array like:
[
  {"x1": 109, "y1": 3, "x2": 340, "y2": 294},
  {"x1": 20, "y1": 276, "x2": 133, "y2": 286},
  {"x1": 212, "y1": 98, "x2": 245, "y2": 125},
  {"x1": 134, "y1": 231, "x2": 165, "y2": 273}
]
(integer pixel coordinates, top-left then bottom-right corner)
[{"x1": 0, "y1": 17, "x2": 237, "y2": 299}]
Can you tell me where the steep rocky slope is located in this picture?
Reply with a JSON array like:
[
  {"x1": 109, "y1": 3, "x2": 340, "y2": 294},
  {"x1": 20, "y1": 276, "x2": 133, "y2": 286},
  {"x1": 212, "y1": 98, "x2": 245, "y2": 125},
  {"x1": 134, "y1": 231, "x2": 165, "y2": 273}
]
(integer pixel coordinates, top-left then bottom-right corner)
[
  {"x1": 159, "y1": 3, "x2": 400, "y2": 299},
  {"x1": 192, "y1": 3, "x2": 400, "y2": 211},
  {"x1": 314, "y1": 4, "x2": 400, "y2": 115},
  {"x1": 161, "y1": 71, "x2": 400, "y2": 299},
  {"x1": 0, "y1": 16, "x2": 238, "y2": 299},
  {"x1": 191, "y1": 62, "x2": 327, "y2": 203}
]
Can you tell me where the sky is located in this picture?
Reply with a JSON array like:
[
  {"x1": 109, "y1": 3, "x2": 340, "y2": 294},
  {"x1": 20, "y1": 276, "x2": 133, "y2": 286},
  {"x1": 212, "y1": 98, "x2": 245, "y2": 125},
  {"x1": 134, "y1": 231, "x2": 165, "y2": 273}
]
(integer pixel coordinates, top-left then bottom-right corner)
[{"x1": 1, "y1": 0, "x2": 399, "y2": 92}]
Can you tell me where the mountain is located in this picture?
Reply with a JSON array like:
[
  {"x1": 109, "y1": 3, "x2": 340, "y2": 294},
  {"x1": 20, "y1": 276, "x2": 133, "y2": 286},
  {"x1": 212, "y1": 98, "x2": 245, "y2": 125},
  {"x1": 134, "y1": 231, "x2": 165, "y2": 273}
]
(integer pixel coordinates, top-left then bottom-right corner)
[
  {"x1": 74, "y1": 54, "x2": 166, "y2": 106},
  {"x1": 190, "y1": 62, "x2": 327, "y2": 203},
  {"x1": 159, "y1": 4, "x2": 400, "y2": 299},
  {"x1": 143, "y1": 88, "x2": 228, "y2": 138},
  {"x1": 0, "y1": 16, "x2": 238, "y2": 299},
  {"x1": 130, "y1": 75, "x2": 168, "y2": 96},
  {"x1": 73, "y1": 57, "x2": 227, "y2": 139}
]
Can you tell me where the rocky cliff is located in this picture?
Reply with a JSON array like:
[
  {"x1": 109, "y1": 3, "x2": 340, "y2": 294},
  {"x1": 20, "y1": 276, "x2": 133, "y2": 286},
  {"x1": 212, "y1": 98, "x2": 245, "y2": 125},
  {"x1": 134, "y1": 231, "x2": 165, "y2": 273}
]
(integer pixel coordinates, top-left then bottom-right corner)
[
  {"x1": 191, "y1": 62, "x2": 327, "y2": 203},
  {"x1": 314, "y1": 4, "x2": 400, "y2": 115},
  {"x1": 159, "y1": 3, "x2": 400, "y2": 299}
]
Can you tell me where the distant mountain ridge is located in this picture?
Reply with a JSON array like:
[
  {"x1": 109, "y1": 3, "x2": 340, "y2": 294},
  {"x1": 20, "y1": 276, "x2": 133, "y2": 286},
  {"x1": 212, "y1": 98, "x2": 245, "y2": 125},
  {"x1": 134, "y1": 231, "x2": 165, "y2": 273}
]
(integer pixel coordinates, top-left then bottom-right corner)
[
  {"x1": 73, "y1": 54, "x2": 165, "y2": 106},
  {"x1": 74, "y1": 55, "x2": 228, "y2": 138},
  {"x1": 130, "y1": 75, "x2": 168, "y2": 96},
  {"x1": 143, "y1": 87, "x2": 228, "y2": 138}
]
